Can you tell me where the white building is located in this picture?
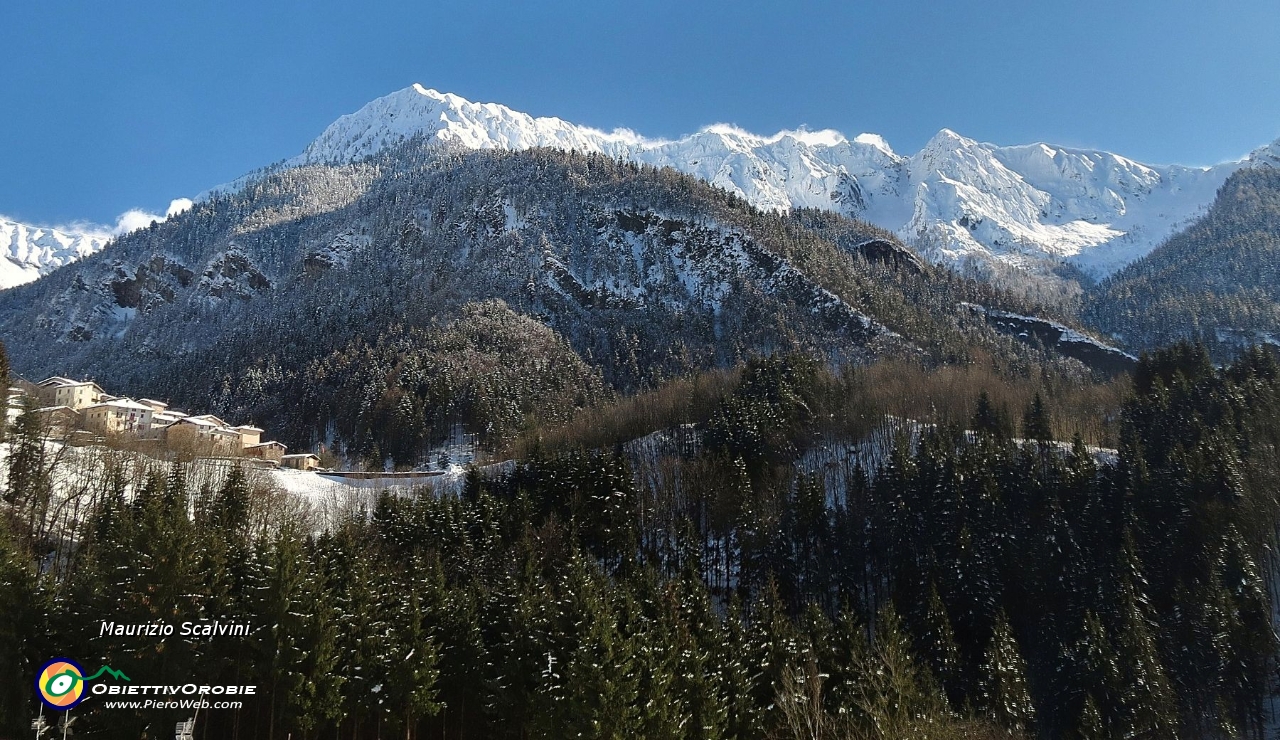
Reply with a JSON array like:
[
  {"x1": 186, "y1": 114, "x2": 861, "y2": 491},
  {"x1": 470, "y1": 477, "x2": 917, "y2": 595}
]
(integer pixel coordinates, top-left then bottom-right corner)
[
  {"x1": 38, "y1": 377, "x2": 107, "y2": 410},
  {"x1": 82, "y1": 399, "x2": 155, "y2": 435},
  {"x1": 228, "y1": 425, "x2": 264, "y2": 449},
  {"x1": 137, "y1": 398, "x2": 171, "y2": 413}
]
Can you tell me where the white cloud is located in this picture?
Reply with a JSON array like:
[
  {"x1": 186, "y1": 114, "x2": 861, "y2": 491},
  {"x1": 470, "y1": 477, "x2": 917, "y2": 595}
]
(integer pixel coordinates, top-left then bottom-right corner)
[
  {"x1": 166, "y1": 198, "x2": 194, "y2": 217},
  {"x1": 111, "y1": 197, "x2": 195, "y2": 235},
  {"x1": 112, "y1": 209, "x2": 163, "y2": 235},
  {"x1": 2, "y1": 196, "x2": 196, "y2": 242}
]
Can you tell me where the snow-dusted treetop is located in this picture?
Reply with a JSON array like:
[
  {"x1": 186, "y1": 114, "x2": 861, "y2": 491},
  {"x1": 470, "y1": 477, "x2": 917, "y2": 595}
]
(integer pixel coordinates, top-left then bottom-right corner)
[{"x1": 285, "y1": 84, "x2": 1280, "y2": 279}]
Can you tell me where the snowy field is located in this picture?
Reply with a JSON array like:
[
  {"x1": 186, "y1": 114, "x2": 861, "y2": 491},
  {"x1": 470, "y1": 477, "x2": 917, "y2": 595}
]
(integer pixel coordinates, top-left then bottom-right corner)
[
  {"x1": 267, "y1": 466, "x2": 465, "y2": 499},
  {"x1": 0, "y1": 439, "x2": 476, "y2": 537}
]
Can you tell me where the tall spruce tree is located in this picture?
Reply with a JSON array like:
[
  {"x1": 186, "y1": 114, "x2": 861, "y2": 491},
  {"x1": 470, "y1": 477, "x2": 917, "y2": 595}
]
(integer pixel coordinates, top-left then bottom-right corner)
[
  {"x1": 916, "y1": 581, "x2": 963, "y2": 709},
  {"x1": 972, "y1": 390, "x2": 1008, "y2": 439},
  {"x1": 0, "y1": 339, "x2": 9, "y2": 442},
  {"x1": 977, "y1": 611, "x2": 1036, "y2": 735},
  {"x1": 380, "y1": 579, "x2": 441, "y2": 739},
  {"x1": 256, "y1": 524, "x2": 344, "y2": 740},
  {"x1": 0, "y1": 514, "x2": 41, "y2": 737},
  {"x1": 1022, "y1": 392, "x2": 1053, "y2": 442},
  {"x1": 5, "y1": 397, "x2": 51, "y2": 549}
]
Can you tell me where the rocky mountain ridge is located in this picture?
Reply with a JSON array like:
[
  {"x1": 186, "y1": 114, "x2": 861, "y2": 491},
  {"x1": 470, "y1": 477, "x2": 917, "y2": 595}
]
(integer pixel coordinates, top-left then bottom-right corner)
[
  {"x1": 252, "y1": 84, "x2": 1279, "y2": 282},
  {"x1": 10, "y1": 84, "x2": 1275, "y2": 294},
  {"x1": 0, "y1": 217, "x2": 110, "y2": 290}
]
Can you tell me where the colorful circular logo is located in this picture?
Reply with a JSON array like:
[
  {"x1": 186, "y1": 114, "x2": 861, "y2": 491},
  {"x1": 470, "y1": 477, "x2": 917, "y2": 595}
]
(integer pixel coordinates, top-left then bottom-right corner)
[{"x1": 36, "y1": 658, "x2": 87, "y2": 710}]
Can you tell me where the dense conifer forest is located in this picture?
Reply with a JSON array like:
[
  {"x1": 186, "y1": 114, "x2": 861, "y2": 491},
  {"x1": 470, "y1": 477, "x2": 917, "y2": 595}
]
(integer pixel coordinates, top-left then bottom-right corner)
[
  {"x1": 1087, "y1": 167, "x2": 1280, "y2": 356},
  {"x1": 4, "y1": 338, "x2": 1280, "y2": 739}
]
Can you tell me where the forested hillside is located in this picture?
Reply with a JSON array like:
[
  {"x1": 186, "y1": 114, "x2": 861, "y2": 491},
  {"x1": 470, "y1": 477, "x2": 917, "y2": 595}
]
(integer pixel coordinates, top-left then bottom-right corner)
[
  {"x1": 0, "y1": 145, "x2": 1111, "y2": 465},
  {"x1": 1086, "y1": 167, "x2": 1280, "y2": 355},
  {"x1": 3, "y1": 342, "x2": 1278, "y2": 738}
]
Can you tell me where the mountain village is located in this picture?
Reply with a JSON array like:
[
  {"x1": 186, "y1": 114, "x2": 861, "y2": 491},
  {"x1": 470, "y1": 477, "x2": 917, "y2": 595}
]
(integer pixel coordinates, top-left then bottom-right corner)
[{"x1": 6, "y1": 375, "x2": 321, "y2": 470}]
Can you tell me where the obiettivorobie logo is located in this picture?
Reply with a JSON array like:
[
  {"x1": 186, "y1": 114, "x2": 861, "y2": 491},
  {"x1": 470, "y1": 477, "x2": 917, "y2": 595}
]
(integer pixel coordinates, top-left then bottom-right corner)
[
  {"x1": 36, "y1": 656, "x2": 257, "y2": 712},
  {"x1": 36, "y1": 658, "x2": 131, "y2": 710}
]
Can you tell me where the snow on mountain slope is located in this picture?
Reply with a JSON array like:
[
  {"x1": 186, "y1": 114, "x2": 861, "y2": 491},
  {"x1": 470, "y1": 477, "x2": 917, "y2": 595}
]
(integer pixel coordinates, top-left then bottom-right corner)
[
  {"x1": 0, "y1": 200, "x2": 195, "y2": 291},
  {"x1": 286, "y1": 84, "x2": 912, "y2": 224},
  {"x1": 900, "y1": 130, "x2": 1241, "y2": 277},
  {"x1": 291, "y1": 84, "x2": 642, "y2": 165},
  {"x1": 20, "y1": 85, "x2": 1276, "y2": 287},
  {"x1": 279, "y1": 84, "x2": 1275, "y2": 279},
  {"x1": 1247, "y1": 139, "x2": 1280, "y2": 169},
  {"x1": 0, "y1": 217, "x2": 111, "y2": 290}
]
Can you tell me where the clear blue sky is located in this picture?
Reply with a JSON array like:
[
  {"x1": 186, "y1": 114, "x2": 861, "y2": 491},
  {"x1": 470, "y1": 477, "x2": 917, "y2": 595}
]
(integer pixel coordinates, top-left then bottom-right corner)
[{"x1": 3, "y1": 0, "x2": 1279, "y2": 226}]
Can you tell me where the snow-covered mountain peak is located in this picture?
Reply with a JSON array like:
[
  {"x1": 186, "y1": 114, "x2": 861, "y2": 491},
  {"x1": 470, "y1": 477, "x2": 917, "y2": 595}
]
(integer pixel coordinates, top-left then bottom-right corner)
[
  {"x1": 852, "y1": 133, "x2": 895, "y2": 155},
  {"x1": 697, "y1": 123, "x2": 850, "y2": 150},
  {"x1": 0, "y1": 217, "x2": 111, "y2": 290},
  {"x1": 781, "y1": 128, "x2": 848, "y2": 148},
  {"x1": 1245, "y1": 137, "x2": 1280, "y2": 169},
  {"x1": 292, "y1": 84, "x2": 652, "y2": 167},
  {"x1": 911, "y1": 129, "x2": 987, "y2": 168},
  {"x1": 12, "y1": 84, "x2": 1275, "y2": 297},
  {"x1": 924, "y1": 128, "x2": 973, "y2": 148},
  {"x1": 912, "y1": 129, "x2": 985, "y2": 162},
  {"x1": 410, "y1": 82, "x2": 445, "y2": 100},
  {"x1": 0, "y1": 198, "x2": 197, "y2": 292},
  {"x1": 39, "y1": 84, "x2": 1276, "y2": 293},
  {"x1": 276, "y1": 88, "x2": 1276, "y2": 280}
]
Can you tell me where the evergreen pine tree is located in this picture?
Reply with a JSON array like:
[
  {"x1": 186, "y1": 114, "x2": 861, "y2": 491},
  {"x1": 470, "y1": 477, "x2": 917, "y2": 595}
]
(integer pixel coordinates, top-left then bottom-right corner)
[
  {"x1": 214, "y1": 464, "x2": 252, "y2": 541},
  {"x1": 256, "y1": 524, "x2": 344, "y2": 739},
  {"x1": 1022, "y1": 392, "x2": 1053, "y2": 441},
  {"x1": 822, "y1": 605, "x2": 871, "y2": 722},
  {"x1": 720, "y1": 598, "x2": 762, "y2": 740},
  {"x1": 1077, "y1": 694, "x2": 1105, "y2": 740},
  {"x1": 748, "y1": 579, "x2": 801, "y2": 736},
  {"x1": 0, "y1": 514, "x2": 41, "y2": 737},
  {"x1": 381, "y1": 577, "x2": 441, "y2": 739},
  {"x1": 5, "y1": 397, "x2": 51, "y2": 548},
  {"x1": 0, "y1": 339, "x2": 9, "y2": 442},
  {"x1": 977, "y1": 611, "x2": 1036, "y2": 735},
  {"x1": 539, "y1": 555, "x2": 643, "y2": 739},
  {"x1": 673, "y1": 573, "x2": 731, "y2": 740},
  {"x1": 1109, "y1": 533, "x2": 1177, "y2": 739},
  {"x1": 1070, "y1": 612, "x2": 1119, "y2": 738},
  {"x1": 325, "y1": 526, "x2": 386, "y2": 738},
  {"x1": 858, "y1": 604, "x2": 949, "y2": 738},
  {"x1": 971, "y1": 390, "x2": 1007, "y2": 438},
  {"x1": 917, "y1": 582, "x2": 963, "y2": 709}
]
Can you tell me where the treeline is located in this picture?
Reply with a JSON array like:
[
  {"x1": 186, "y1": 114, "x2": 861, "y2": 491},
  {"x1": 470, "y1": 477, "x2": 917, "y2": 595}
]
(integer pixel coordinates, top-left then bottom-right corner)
[
  {"x1": 209, "y1": 300, "x2": 608, "y2": 466},
  {"x1": 522, "y1": 353, "x2": 1127, "y2": 458},
  {"x1": 3, "y1": 343, "x2": 1279, "y2": 738}
]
